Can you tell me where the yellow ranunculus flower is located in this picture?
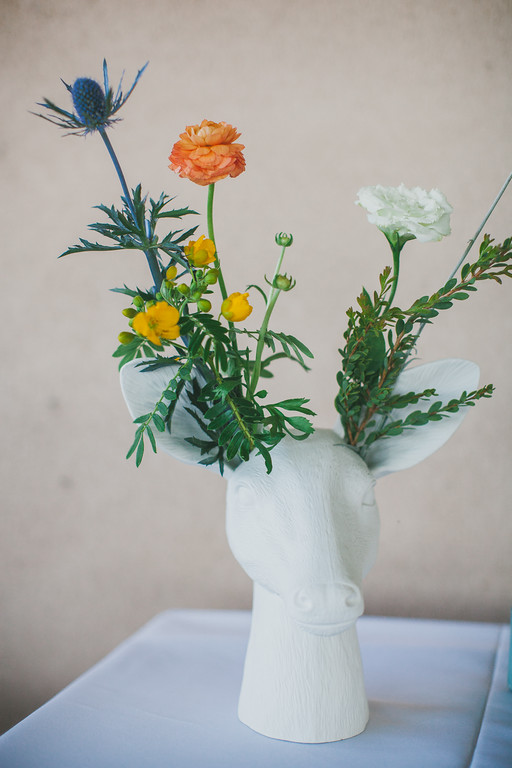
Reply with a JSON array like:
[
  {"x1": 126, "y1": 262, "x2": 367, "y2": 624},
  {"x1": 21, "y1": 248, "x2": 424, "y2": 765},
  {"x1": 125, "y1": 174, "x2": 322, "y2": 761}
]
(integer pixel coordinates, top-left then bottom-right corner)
[
  {"x1": 221, "y1": 292, "x2": 252, "y2": 322},
  {"x1": 184, "y1": 235, "x2": 216, "y2": 267},
  {"x1": 132, "y1": 301, "x2": 180, "y2": 346}
]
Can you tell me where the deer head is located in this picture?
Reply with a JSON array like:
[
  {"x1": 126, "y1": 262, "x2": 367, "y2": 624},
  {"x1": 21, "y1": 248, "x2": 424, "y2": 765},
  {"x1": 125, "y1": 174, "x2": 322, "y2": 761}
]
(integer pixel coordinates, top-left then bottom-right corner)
[{"x1": 121, "y1": 357, "x2": 479, "y2": 635}]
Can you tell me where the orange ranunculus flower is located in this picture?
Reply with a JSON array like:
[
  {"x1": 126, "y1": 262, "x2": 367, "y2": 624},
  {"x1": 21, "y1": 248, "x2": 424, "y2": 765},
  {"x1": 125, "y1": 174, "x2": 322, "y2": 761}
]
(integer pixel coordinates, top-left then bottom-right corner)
[
  {"x1": 169, "y1": 120, "x2": 245, "y2": 186},
  {"x1": 221, "y1": 292, "x2": 252, "y2": 323},
  {"x1": 132, "y1": 301, "x2": 180, "y2": 346},
  {"x1": 184, "y1": 235, "x2": 216, "y2": 267}
]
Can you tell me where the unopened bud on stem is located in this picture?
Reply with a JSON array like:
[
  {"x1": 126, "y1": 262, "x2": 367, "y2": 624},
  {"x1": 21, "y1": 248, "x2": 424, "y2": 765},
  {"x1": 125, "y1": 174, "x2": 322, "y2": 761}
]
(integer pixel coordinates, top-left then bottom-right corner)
[
  {"x1": 275, "y1": 232, "x2": 293, "y2": 247},
  {"x1": 204, "y1": 269, "x2": 219, "y2": 285},
  {"x1": 118, "y1": 331, "x2": 136, "y2": 345},
  {"x1": 274, "y1": 273, "x2": 295, "y2": 291}
]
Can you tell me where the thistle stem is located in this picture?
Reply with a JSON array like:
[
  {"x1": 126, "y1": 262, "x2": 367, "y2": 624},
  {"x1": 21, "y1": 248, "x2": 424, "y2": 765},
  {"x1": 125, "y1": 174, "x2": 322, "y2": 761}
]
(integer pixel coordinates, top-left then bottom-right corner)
[
  {"x1": 98, "y1": 128, "x2": 133, "y2": 214},
  {"x1": 98, "y1": 127, "x2": 162, "y2": 291}
]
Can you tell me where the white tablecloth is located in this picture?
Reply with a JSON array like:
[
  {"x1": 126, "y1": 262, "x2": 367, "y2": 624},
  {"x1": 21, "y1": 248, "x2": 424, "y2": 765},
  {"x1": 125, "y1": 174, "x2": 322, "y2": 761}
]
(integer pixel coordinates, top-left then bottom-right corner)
[{"x1": 0, "y1": 612, "x2": 510, "y2": 767}]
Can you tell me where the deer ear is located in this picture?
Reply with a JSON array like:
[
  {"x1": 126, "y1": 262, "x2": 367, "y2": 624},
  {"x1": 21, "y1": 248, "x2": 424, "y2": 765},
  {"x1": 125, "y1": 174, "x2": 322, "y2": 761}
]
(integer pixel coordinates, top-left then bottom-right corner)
[
  {"x1": 120, "y1": 359, "x2": 236, "y2": 476},
  {"x1": 365, "y1": 358, "x2": 480, "y2": 479}
]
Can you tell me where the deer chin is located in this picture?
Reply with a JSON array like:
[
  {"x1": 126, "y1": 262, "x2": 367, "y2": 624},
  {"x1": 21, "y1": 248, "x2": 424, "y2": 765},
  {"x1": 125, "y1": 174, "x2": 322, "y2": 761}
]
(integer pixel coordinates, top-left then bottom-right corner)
[{"x1": 294, "y1": 617, "x2": 357, "y2": 637}]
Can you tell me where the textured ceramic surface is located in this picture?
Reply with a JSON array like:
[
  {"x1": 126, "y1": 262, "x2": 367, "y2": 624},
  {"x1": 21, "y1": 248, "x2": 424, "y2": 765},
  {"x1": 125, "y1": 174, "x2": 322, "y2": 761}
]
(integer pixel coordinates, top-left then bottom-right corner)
[{"x1": 120, "y1": 357, "x2": 479, "y2": 742}]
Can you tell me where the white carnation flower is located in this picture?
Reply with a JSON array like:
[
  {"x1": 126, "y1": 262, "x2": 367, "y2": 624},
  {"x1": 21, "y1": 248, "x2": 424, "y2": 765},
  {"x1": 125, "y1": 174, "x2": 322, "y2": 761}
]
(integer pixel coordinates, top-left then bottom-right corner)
[{"x1": 356, "y1": 184, "x2": 453, "y2": 243}]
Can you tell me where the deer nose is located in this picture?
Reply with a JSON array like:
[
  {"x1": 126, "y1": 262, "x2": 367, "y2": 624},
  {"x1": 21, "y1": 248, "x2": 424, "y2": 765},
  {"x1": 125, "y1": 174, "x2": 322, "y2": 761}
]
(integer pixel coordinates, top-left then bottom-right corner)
[{"x1": 286, "y1": 582, "x2": 364, "y2": 635}]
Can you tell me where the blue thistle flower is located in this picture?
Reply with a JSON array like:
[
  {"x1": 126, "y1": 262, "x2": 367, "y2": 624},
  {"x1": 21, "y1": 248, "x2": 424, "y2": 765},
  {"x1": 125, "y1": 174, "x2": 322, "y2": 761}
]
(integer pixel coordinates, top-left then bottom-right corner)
[
  {"x1": 35, "y1": 58, "x2": 164, "y2": 290},
  {"x1": 71, "y1": 78, "x2": 107, "y2": 129},
  {"x1": 34, "y1": 59, "x2": 148, "y2": 136}
]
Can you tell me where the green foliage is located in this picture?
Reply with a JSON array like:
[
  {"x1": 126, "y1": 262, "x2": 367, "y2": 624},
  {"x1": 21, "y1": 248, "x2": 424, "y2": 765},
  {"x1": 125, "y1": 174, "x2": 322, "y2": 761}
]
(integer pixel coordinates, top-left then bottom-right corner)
[
  {"x1": 185, "y1": 374, "x2": 314, "y2": 474},
  {"x1": 112, "y1": 335, "x2": 158, "y2": 370},
  {"x1": 60, "y1": 186, "x2": 197, "y2": 278},
  {"x1": 335, "y1": 235, "x2": 512, "y2": 451},
  {"x1": 108, "y1": 229, "x2": 315, "y2": 472},
  {"x1": 125, "y1": 358, "x2": 192, "y2": 467},
  {"x1": 121, "y1": 304, "x2": 315, "y2": 473},
  {"x1": 56, "y1": 173, "x2": 314, "y2": 473}
]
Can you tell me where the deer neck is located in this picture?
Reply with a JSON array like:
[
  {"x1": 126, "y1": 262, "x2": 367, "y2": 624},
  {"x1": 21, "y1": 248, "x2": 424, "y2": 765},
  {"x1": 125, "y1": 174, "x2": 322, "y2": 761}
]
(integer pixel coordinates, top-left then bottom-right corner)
[{"x1": 237, "y1": 582, "x2": 369, "y2": 743}]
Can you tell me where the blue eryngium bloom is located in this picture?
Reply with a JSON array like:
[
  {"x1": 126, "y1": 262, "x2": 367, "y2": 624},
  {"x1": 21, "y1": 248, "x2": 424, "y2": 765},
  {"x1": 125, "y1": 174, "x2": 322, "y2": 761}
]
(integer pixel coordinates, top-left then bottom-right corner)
[
  {"x1": 71, "y1": 78, "x2": 107, "y2": 129},
  {"x1": 34, "y1": 59, "x2": 147, "y2": 136}
]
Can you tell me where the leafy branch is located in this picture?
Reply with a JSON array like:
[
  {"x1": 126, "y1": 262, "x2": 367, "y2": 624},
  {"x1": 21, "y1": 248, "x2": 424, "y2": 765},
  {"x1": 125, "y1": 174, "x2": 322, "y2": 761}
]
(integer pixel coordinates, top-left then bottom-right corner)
[
  {"x1": 60, "y1": 186, "x2": 198, "y2": 280},
  {"x1": 126, "y1": 358, "x2": 193, "y2": 467},
  {"x1": 336, "y1": 235, "x2": 512, "y2": 450}
]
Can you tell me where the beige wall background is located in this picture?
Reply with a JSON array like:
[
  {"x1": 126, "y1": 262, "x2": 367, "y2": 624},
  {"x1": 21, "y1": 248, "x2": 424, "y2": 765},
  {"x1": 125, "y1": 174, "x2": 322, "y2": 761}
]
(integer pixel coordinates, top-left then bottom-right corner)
[{"x1": 1, "y1": 0, "x2": 511, "y2": 734}]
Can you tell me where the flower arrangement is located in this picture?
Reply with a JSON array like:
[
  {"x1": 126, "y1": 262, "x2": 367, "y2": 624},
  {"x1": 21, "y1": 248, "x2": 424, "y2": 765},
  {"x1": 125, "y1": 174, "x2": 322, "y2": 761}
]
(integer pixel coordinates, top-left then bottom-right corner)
[{"x1": 35, "y1": 61, "x2": 512, "y2": 472}]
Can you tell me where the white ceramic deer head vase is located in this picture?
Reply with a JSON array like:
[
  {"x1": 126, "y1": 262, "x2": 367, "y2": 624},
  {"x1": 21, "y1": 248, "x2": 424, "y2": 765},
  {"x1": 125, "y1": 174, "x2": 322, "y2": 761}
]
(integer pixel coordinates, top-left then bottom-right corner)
[{"x1": 121, "y1": 356, "x2": 479, "y2": 743}]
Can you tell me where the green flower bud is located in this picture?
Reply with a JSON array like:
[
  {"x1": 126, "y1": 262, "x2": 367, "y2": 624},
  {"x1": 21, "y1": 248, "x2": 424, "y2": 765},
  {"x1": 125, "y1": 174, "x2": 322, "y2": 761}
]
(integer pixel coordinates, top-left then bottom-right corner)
[
  {"x1": 133, "y1": 295, "x2": 144, "y2": 310},
  {"x1": 190, "y1": 290, "x2": 202, "y2": 302},
  {"x1": 204, "y1": 269, "x2": 219, "y2": 285},
  {"x1": 159, "y1": 280, "x2": 174, "y2": 302},
  {"x1": 118, "y1": 331, "x2": 136, "y2": 345},
  {"x1": 274, "y1": 273, "x2": 295, "y2": 291},
  {"x1": 197, "y1": 299, "x2": 212, "y2": 312},
  {"x1": 122, "y1": 307, "x2": 137, "y2": 318},
  {"x1": 177, "y1": 284, "x2": 190, "y2": 295},
  {"x1": 275, "y1": 232, "x2": 293, "y2": 247}
]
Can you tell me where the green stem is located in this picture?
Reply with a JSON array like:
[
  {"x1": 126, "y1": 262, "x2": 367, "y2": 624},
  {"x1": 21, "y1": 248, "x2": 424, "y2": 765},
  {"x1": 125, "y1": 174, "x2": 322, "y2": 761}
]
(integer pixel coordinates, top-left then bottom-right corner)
[
  {"x1": 248, "y1": 245, "x2": 287, "y2": 397},
  {"x1": 206, "y1": 182, "x2": 239, "y2": 362},
  {"x1": 249, "y1": 292, "x2": 279, "y2": 398},
  {"x1": 414, "y1": 170, "x2": 512, "y2": 344},
  {"x1": 99, "y1": 127, "x2": 162, "y2": 291},
  {"x1": 448, "y1": 170, "x2": 512, "y2": 280},
  {"x1": 382, "y1": 242, "x2": 401, "y2": 313},
  {"x1": 270, "y1": 245, "x2": 287, "y2": 292},
  {"x1": 207, "y1": 183, "x2": 228, "y2": 302}
]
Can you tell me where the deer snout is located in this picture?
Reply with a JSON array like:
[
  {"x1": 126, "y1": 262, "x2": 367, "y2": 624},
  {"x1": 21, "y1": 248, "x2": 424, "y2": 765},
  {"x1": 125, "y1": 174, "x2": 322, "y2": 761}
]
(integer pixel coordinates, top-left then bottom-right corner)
[{"x1": 285, "y1": 582, "x2": 364, "y2": 636}]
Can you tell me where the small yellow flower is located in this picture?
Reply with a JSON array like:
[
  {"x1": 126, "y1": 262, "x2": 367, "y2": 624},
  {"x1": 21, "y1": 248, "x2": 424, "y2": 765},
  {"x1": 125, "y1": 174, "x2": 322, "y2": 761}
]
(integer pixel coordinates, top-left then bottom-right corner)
[
  {"x1": 184, "y1": 235, "x2": 216, "y2": 268},
  {"x1": 132, "y1": 301, "x2": 180, "y2": 346},
  {"x1": 221, "y1": 292, "x2": 252, "y2": 322}
]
